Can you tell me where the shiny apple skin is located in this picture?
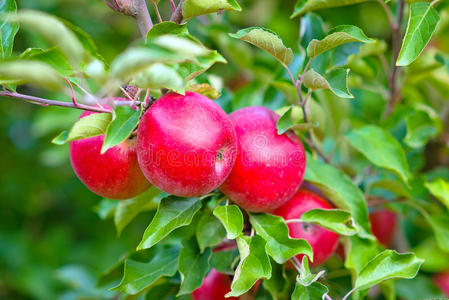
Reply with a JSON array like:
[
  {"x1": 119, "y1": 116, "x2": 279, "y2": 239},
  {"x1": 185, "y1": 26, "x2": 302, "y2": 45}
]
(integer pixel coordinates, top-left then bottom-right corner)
[
  {"x1": 369, "y1": 209, "x2": 397, "y2": 247},
  {"x1": 273, "y1": 189, "x2": 339, "y2": 267},
  {"x1": 219, "y1": 106, "x2": 306, "y2": 213},
  {"x1": 192, "y1": 269, "x2": 238, "y2": 300},
  {"x1": 70, "y1": 111, "x2": 150, "y2": 200},
  {"x1": 136, "y1": 92, "x2": 237, "y2": 197}
]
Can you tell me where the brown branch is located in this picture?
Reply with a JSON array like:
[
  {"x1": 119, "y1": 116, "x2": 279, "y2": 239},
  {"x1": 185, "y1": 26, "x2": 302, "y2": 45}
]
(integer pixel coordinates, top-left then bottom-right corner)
[
  {"x1": 0, "y1": 91, "x2": 113, "y2": 113},
  {"x1": 170, "y1": 0, "x2": 184, "y2": 24},
  {"x1": 135, "y1": 0, "x2": 153, "y2": 38},
  {"x1": 385, "y1": 0, "x2": 405, "y2": 118}
]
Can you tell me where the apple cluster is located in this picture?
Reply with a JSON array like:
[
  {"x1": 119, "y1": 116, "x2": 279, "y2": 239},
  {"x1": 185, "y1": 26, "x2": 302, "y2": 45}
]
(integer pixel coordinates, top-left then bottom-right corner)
[{"x1": 69, "y1": 92, "x2": 400, "y2": 299}]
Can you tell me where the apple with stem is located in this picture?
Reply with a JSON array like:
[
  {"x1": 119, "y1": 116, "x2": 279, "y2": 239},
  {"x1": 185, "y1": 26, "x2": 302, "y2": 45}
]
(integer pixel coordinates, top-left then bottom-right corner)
[
  {"x1": 273, "y1": 189, "x2": 339, "y2": 267},
  {"x1": 70, "y1": 110, "x2": 150, "y2": 199},
  {"x1": 137, "y1": 92, "x2": 237, "y2": 197},
  {"x1": 219, "y1": 106, "x2": 306, "y2": 213}
]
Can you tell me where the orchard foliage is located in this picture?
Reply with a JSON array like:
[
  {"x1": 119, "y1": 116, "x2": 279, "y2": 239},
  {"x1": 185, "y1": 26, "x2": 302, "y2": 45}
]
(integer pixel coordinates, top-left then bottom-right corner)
[{"x1": 1, "y1": 0, "x2": 449, "y2": 299}]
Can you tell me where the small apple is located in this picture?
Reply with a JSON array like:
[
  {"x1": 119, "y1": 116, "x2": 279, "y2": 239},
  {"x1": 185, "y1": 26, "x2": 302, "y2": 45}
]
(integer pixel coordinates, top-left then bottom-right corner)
[
  {"x1": 273, "y1": 189, "x2": 339, "y2": 267},
  {"x1": 219, "y1": 106, "x2": 306, "y2": 213},
  {"x1": 70, "y1": 111, "x2": 150, "y2": 199},
  {"x1": 433, "y1": 272, "x2": 449, "y2": 297},
  {"x1": 137, "y1": 92, "x2": 237, "y2": 197},
  {"x1": 369, "y1": 209, "x2": 397, "y2": 247},
  {"x1": 192, "y1": 269, "x2": 238, "y2": 300}
]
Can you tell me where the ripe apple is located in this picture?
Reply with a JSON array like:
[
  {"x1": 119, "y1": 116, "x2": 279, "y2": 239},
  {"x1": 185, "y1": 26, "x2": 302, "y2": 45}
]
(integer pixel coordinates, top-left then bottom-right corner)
[
  {"x1": 433, "y1": 272, "x2": 449, "y2": 297},
  {"x1": 192, "y1": 269, "x2": 238, "y2": 300},
  {"x1": 219, "y1": 106, "x2": 306, "y2": 212},
  {"x1": 136, "y1": 92, "x2": 237, "y2": 197},
  {"x1": 70, "y1": 111, "x2": 150, "y2": 199},
  {"x1": 273, "y1": 189, "x2": 339, "y2": 267},
  {"x1": 369, "y1": 209, "x2": 397, "y2": 247}
]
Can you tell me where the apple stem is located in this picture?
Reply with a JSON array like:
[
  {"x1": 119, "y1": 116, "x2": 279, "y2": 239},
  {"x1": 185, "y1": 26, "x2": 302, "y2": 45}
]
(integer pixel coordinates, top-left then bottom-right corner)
[{"x1": 170, "y1": 0, "x2": 184, "y2": 24}]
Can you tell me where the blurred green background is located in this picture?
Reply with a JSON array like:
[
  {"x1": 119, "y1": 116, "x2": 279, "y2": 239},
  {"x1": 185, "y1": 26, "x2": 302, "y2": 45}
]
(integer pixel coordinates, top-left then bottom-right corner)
[{"x1": 1, "y1": 0, "x2": 448, "y2": 299}]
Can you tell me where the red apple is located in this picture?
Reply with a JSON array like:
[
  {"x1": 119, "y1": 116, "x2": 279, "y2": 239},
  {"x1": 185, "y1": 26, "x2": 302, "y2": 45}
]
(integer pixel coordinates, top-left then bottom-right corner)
[
  {"x1": 192, "y1": 269, "x2": 238, "y2": 300},
  {"x1": 273, "y1": 189, "x2": 339, "y2": 267},
  {"x1": 136, "y1": 92, "x2": 237, "y2": 197},
  {"x1": 219, "y1": 106, "x2": 306, "y2": 212},
  {"x1": 70, "y1": 111, "x2": 150, "y2": 199},
  {"x1": 433, "y1": 272, "x2": 449, "y2": 297},
  {"x1": 369, "y1": 209, "x2": 397, "y2": 247}
]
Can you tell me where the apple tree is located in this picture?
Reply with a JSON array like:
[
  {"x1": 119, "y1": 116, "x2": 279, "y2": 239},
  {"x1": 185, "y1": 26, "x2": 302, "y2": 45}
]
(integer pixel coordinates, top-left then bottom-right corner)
[{"x1": 1, "y1": 0, "x2": 449, "y2": 299}]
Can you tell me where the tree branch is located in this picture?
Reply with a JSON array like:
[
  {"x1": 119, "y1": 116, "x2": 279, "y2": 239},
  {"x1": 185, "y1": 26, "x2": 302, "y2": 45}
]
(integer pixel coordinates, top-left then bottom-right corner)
[
  {"x1": 385, "y1": 0, "x2": 405, "y2": 118},
  {"x1": 170, "y1": 0, "x2": 184, "y2": 24},
  {"x1": 135, "y1": 0, "x2": 153, "y2": 38},
  {"x1": 0, "y1": 91, "x2": 113, "y2": 113}
]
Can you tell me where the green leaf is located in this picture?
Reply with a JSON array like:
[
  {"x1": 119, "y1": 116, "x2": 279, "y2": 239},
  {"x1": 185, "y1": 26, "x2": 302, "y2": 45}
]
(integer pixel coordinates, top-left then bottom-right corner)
[
  {"x1": 182, "y1": 0, "x2": 242, "y2": 20},
  {"x1": 303, "y1": 68, "x2": 353, "y2": 98},
  {"x1": 186, "y1": 83, "x2": 221, "y2": 100},
  {"x1": 396, "y1": 2, "x2": 440, "y2": 66},
  {"x1": 0, "y1": 60, "x2": 64, "y2": 90},
  {"x1": 51, "y1": 130, "x2": 69, "y2": 145},
  {"x1": 404, "y1": 105, "x2": 443, "y2": 148},
  {"x1": 111, "y1": 247, "x2": 179, "y2": 295},
  {"x1": 196, "y1": 214, "x2": 226, "y2": 252},
  {"x1": 305, "y1": 155, "x2": 373, "y2": 239},
  {"x1": 276, "y1": 106, "x2": 317, "y2": 135},
  {"x1": 227, "y1": 235, "x2": 272, "y2": 297},
  {"x1": 114, "y1": 187, "x2": 161, "y2": 236},
  {"x1": 146, "y1": 22, "x2": 188, "y2": 40},
  {"x1": 19, "y1": 47, "x2": 74, "y2": 77},
  {"x1": 299, "y1": 13, "x2": 325, "y2": 50},
  {"x1": 345, "y1": 236, "x2": 382, "y2": 274},
  {"x1": 424, "y1": 214, "x2": 449, "y2": 252},
  {"x1": 249, "y1": 213, "x2": 313, "y2": 264},
  {"x1": 230, "y1": 27, "x2": 294, "y2": 66},
  {"x1": 291, "y1": 0, "x2": 370, "y2": 18},
  {"x1": 272, "y1": 81, "x2": 300, "y2": 104},
  {"x1": 346, "y1": 125, "x2": 410, "y2": 184},
  {"x1": 425, "y1": 179, "x2": 449, "y2": 210},
  {"x1": 134, "y1": 63, "x2": 184, "y2": 92},
  {"x1": 211, "y1": 248, "x2": 239, "y2": 274},
  {"x1": 0, "y1": 0, "x2": 19, "y2": 59},
  {"x1": 178, "y1": 50, "x2": 226, "y2": 81},
  {"x1": 12, "y1": 10, "x2": 84, "y2": 63},
  {"x1": 301, "y1": 208, "x2": 358, "y2": 236},
  {"x1": 213, "y1": 205, "x2": 244, "y2": 240},
  {"x1": 291, "y1": 281, "x2": 329, "y2": 300},
  {"x1": 177, "y1": 239, "x2": 212, "y2": 295},
  {"x1": 94, "y1": 198, "x2": 118, "y2": 220},
  {"x1": 137, "y1": 196, "x2": 202, "y2": 250},
  {"x1": 67, "y1": 113, "x2": 112, "y2": 142},
  {"x1": 297, "y1": 257, "x2": 326, "y2": 286},
  {"x1": 355, "y1": 250, "x2": 423, "y2": 290},
  {"x1": 262, "y1": 261, "x2": 292, "y2": 299},
  {"x1": 413, "y1": 238, "x2": 449, "y2": 272},
  {"x1": 110, "y1": 46, "x2": 183, "y2": 80},
  {"x1": 306, "y1": 25, "x2": 373, "y2": 58},
  {"x1": 101, "y1": 106, "x2": 141, "y2": 154},
  {"x1": 61, "y1": 19, "x2": 103, "y2": 61}
]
